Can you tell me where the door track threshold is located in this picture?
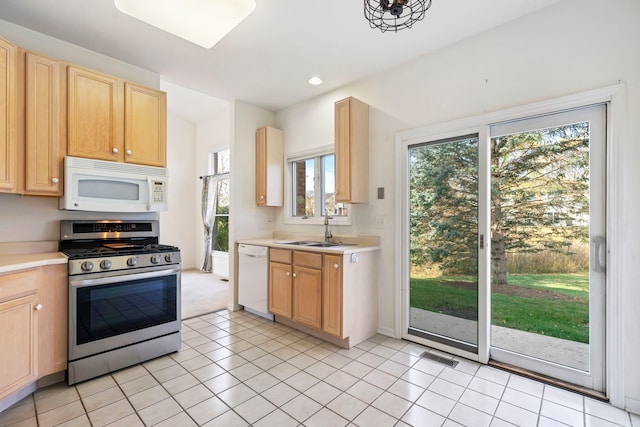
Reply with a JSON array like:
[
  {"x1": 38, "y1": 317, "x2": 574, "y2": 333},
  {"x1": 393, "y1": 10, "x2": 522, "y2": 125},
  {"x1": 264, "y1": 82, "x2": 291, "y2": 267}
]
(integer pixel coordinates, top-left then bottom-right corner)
[{"x1": 488, "y1": 360, "x2": 607, "y2": 401}]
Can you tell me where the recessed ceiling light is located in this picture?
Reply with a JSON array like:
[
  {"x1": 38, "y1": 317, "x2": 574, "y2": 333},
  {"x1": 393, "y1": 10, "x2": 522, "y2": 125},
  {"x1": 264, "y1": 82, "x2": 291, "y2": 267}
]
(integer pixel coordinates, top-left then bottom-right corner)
[
  {"x1": 308, "y1": 76, "x2": 323, "y2": 85},
  {"x1": 114, "y1": 0, "x2": 256, "y2": 49}
]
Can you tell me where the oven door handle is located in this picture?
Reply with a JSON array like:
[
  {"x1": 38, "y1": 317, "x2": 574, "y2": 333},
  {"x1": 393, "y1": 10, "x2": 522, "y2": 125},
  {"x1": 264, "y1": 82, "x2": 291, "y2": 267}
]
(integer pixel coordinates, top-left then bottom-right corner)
[{"x1": 70, "y1": 266, "x2": 181, "y2": 288}]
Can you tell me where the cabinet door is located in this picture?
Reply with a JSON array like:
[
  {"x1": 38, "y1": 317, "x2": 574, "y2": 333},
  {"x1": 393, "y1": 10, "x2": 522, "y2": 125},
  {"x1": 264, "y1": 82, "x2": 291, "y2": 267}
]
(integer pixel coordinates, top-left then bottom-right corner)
[
  {"x1": 256, "y1": 127, "x2": 267, "y2": 205},
  {"x1": 255, "y1": 126, "x2": 283, "y2": 207},
  {"x1": 24, "y1": 52, "x2": 65, "y2": 196},
  {"x1": 38, "y1": 264, "x2": 68, "y2": 376},
  {"x1": 335, "y1": 98, "x2": 351, "y2": 203},
  {"x1": 335, "y1": 97, "x2": 369, "y2": 204},
  {"x1": 67, "y1": 66, "x2": 123, "y2": 162},
  {"x1": 292, "y1": 266, "x2": 322, "y2": 329},
  {"x1": 323, "y1": 254, "x2": 343, "y2": 338},
  {"x1": 269, "y1": 261, "x2": 292, "y2": 318},
  {"x1": 124, "y1": 82, "x2": 166, "y2": 167},
  {"x1": 0, "y1": 294, "x2": 38, "y2": 400},
  {"x1": 0, "y1": 37, "x2": 18, "y2": 193}
]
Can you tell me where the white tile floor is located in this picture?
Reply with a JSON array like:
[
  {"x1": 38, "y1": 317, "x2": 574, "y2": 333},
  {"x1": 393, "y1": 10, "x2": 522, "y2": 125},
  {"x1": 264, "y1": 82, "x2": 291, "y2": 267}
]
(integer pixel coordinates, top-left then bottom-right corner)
[{"x1": 1, "y1": 309, "x2": 638, "y2": 427}]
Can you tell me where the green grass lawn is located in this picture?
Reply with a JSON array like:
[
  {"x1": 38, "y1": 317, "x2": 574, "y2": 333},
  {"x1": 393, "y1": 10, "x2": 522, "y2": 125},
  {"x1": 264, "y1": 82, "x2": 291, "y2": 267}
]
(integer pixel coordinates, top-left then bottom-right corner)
[{"x1": 410, "y1": 273, "x2": 589, "y2": 343}]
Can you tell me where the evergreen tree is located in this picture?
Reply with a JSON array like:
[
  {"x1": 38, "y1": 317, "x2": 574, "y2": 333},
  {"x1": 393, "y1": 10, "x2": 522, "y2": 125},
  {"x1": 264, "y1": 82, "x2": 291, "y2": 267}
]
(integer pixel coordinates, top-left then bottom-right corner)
[{"x1": 410, "y1": 123, "x2": 589, "y2": 285}]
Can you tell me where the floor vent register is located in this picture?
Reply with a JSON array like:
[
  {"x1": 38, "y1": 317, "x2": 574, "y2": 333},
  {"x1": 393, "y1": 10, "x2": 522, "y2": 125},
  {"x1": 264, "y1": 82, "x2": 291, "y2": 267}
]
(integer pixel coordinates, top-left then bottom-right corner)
[{"x1": 420, "y1": 351, "x2": 459, "y2": 368}]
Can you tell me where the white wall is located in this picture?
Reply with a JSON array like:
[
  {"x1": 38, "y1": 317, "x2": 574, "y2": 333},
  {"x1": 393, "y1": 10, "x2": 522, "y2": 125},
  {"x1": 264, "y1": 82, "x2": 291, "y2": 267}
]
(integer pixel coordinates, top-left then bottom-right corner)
[
  {"x1": 273, "y1": 0, "x2": 640, "y2": 412},
  {"x1": 159, "y1": 112, "x2": 196, "y2": 268}
]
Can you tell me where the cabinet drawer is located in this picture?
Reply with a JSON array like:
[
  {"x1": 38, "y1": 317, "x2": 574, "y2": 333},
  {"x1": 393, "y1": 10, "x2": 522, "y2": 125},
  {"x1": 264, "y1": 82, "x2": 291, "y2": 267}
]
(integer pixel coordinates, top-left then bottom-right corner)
[
  {"x1": 0, "y1": 269, "x2": 38, "y2": 302},
  {"x1": 270, "y1": 249, "x2": 292, "y2": 264},
  {"x1": 294, "y1": 251, "x2": 322, "y2": 269}
]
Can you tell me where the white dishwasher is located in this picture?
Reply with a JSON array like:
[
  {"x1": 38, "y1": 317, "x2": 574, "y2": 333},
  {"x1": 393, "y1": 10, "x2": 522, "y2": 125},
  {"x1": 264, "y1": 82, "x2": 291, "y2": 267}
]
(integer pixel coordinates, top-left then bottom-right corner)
[{"x1": 238, "y1": 244, "x2": 274, "y2": 320}]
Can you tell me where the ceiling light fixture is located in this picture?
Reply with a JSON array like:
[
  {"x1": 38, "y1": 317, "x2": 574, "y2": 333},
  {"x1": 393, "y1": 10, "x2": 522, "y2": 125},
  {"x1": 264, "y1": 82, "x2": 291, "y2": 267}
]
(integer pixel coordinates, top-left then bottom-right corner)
[
  {"x1": 308, "y1": 77, "x2": 323, "y2": 85},
  {"x1": 114, "y1": 0, "x2": 256, "y2": 49},
  {"x1": 364, "y1": 0, "x2": 432, "y2": 33}
]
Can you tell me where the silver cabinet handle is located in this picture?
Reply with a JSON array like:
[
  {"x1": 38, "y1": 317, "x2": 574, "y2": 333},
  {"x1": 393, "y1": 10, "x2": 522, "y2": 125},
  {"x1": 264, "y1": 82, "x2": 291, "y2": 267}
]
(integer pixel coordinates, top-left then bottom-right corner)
[
  {"x1": 286, "y1": 272, "x2": 290, "y2": 276},
  {"x1": 334, "y1": 263, "x2": 339, "y2": 269},
  {"x1": 112, "y1": 147, "x2": 119, "y2": 153},
  {"x1": 293, "y1": 273, "x2": 297, "y2": 278},
  {"x1": 35, "y1": 304, "x2": 43, "y2": 311},
  {"x1": 126, "y1": 149, "x2": 132, "y2": 156},
  {"x1": 51, "y1": 177, "x2": 59, "y2": 184},
  {"x1": 591, "y1": 236, "x2": 606, "y2": 273}
]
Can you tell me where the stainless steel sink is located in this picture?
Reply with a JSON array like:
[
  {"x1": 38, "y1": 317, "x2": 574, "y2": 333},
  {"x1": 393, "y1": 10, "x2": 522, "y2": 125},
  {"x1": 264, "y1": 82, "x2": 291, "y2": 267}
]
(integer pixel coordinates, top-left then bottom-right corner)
[{"x1": 308, "y1": 242, "x2": 356, "y2": 248}]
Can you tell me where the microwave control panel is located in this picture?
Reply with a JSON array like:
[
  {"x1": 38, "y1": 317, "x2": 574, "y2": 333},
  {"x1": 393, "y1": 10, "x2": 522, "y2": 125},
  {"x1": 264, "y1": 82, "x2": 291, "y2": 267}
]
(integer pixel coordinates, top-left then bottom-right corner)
[{"x1": 152, "y1": 181, "x2": 166, "y2": 203}]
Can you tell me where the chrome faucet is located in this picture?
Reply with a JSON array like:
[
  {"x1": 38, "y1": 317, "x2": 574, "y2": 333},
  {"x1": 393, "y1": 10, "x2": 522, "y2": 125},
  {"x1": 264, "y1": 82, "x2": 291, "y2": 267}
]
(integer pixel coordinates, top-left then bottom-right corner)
[{"x1": 324, "y1": 212, "x2": 333, "y2": 242}]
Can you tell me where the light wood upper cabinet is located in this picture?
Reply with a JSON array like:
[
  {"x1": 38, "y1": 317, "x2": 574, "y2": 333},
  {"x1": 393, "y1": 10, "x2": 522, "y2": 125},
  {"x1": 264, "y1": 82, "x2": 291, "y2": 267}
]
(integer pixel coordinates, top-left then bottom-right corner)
[
  {"x1": 0, "y1": 269, "x2": 39, "y2": 401},
  {"x1": 22, "y1": 51, "x2": 66, "y2": 196},
  {"x1": 0, "y1": 37, "x2": 18, "y2": 193},
  {"x1": 68, "y1": 66, "x2": 166, "y2": 167},
  {"x1": 335, "y1": 97, "x2": 369, "y2": 204},
  {"x1": 67, "y1": 65, "x2": 123, "y2": 162},
  {"x1": 256, "y1": 126, "x2": 284, "y2": 206},
  {"x1": 124, "y1": 82, "x2": 166, "y2": 167},
  {"x1": 322, "y1": 254, "x2": 343, "y2": 338}
]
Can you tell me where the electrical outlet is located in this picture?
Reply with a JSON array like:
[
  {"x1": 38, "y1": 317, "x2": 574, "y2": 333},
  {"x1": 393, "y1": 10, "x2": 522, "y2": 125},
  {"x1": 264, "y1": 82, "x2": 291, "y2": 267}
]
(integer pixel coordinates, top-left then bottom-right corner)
[{"x1": 375, "y1": 216, "x2": 385, "y2": 228}]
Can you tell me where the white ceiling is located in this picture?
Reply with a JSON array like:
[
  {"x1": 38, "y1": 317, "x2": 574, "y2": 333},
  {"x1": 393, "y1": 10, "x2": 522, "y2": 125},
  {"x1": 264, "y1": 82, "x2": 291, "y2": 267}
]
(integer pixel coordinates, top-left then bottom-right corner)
[{"x1": 0, "y1": 0, "x2": 561, "y2": 114}]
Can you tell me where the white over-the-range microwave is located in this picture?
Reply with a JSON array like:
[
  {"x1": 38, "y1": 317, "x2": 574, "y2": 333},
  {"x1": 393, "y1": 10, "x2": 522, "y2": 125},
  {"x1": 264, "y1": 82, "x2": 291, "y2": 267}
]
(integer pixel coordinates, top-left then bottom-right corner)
[{"x1": 59, "y1": 156, "x2": 169, "y2": 213}]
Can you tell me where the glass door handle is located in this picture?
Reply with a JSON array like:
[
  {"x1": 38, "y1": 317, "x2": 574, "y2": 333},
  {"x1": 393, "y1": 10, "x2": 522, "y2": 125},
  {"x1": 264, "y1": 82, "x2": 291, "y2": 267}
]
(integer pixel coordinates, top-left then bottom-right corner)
[{"x1": 591, "y1": 236, "x2": 606, "y2": 273}]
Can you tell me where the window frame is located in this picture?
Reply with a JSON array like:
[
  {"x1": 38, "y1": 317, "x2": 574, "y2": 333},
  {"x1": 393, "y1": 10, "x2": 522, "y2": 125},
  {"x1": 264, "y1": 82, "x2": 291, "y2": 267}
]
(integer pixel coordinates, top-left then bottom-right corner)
[{"x1": 285, "y1": 145, "x2": 352, "y2": 226}]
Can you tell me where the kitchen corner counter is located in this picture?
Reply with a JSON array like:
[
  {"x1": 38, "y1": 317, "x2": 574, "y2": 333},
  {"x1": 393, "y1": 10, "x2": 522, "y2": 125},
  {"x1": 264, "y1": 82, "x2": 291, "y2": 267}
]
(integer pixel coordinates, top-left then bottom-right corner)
[{"x1": 0, "y1": 252, "x2": 68, "y2": 274}]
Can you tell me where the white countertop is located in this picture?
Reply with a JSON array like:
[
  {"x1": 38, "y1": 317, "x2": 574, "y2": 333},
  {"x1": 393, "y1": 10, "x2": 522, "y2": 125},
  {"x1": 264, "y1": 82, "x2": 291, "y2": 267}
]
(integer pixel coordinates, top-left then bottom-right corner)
[
  {"x1": 0, "y1": 251, "x2": 68, "y2": 274},
  {"x1": 237, "y1": 237, "x2": 380, "y2": 254}
]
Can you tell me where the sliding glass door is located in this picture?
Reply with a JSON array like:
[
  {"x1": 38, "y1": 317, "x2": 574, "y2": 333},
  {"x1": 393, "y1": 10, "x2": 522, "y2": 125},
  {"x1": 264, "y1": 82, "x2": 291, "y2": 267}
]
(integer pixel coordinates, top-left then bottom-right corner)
[
  {"x1": 404, "y1": 104, "x2": 606, "y2": 391},
  {"x1": 408, "y1": 135, "x2": 480, "y2": 354},
  {"x1": 488, "y1": 105, "x2": 606, "y2": 390}
]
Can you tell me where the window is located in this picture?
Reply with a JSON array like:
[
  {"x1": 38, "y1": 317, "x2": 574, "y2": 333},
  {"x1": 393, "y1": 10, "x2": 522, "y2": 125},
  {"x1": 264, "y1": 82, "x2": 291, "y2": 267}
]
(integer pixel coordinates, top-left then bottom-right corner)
[
  {"x1": 288, "y1": 151, "x2": 349, "y2": 223},
  {"x1": 207, "y1": 149, "x2": 229, "y2": 252}
]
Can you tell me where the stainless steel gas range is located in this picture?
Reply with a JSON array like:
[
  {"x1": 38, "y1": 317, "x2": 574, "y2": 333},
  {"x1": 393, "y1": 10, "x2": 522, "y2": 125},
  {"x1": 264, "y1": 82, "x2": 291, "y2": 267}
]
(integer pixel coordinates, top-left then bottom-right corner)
[{"x1": 60, "y1": 220, "x2": 181, "y2": 385}]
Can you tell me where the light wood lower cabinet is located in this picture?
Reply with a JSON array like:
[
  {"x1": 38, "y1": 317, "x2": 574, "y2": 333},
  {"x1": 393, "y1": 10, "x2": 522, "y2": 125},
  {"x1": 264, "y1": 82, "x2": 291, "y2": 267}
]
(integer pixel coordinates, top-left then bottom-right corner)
[
  {"x1": 268, "y1": 248, "x2": 377, "y2": 347},
  {"x1": 0, "y1": 269, "x2": 39, "y2": 401},
  {"x1": 0, "y1": 264, "x2": 68, "y2": 402},
  {"x1": 322, "y1": 254, "x2": 343, "y2": 338},
  {"x1": 38, "y1": 264, "x2": 68, "y2": 376},
  {"x1": 292, "y1": 252, "x2": 322, "y2": 329},
  {"x1": 269, "y1": 261, "x2": 292, "y2": 318}
]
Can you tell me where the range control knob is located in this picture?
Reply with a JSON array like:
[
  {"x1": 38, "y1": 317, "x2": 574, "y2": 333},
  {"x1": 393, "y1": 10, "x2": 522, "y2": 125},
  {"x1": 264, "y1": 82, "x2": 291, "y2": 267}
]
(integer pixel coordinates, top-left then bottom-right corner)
[
  {"x1": 81, "y1": 261, "x2": 94, "y2": 272},
  {"x1": 164, "y1": 253, "x2": 173, "y2": 263},
  {"x1": 150, "y1": 255, "x2": 160, "y2": 264},
  {"x1": 100, "y1": 260, "x2": 112, "y2": 270},
  {"x1": 127, "y1": 257, "x2": 138, "y2": 267}
]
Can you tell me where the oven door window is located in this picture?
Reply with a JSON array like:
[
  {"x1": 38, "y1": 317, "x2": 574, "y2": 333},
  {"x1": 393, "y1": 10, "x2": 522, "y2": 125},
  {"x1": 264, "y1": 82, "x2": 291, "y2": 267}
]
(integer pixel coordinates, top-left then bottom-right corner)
[{"x1": 76, "y1": 274, "x2": 177, "y2": 344}]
